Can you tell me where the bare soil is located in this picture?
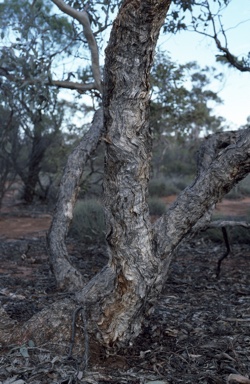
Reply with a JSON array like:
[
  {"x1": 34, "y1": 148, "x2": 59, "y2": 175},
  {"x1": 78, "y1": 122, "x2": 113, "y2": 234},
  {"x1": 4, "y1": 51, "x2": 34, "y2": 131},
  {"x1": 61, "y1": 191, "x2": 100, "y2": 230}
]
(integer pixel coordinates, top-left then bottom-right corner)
[{"x1": 0, "y1": 194, "x2": 250, "y2": 383}]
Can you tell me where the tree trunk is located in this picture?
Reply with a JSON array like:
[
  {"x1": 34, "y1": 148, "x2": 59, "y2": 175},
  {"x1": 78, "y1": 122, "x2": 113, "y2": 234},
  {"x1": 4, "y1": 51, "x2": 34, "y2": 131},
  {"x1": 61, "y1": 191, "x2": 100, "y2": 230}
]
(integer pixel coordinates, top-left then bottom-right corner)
[
  {"x1": 22, "y1": 133, "x2": 49, "y2": 203},
  {"x1": 78, "y1": 0, "x2": 172, "y2": 347},
  {"x1": 48, "y1": 108, "x2": 104, "y2": 291}
]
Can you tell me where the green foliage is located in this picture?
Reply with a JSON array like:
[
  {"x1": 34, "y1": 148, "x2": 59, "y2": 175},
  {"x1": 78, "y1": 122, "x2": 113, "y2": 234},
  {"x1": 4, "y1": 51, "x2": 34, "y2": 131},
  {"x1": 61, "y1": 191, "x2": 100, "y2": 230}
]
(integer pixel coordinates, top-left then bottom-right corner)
[
  {"x1": 150, "y1": 51, "x2": 224, "y2": 142},
  {"x1": 0, "y1": 0, "x2": 91, "y2": 202},
  {"x1": 152, "y1": 138, "x2": 199, "y2": 183},
  {"x1": 170, "y1": 175, "x2": 193, "y2": 191},
  {"x1": 148, "y1": 179, "x2": 168, "y2": 197},
  {"x1": 0, "y1": 0, "x2": 236, "y2": 206},
  {"x1": 1, "y1": 0, "x2": 75, "y2": 47},
  {"x1": 164, "y1": 0, "x2": 231, "y2": 35},
  {"x1": 69, "y1": 199, "x2": 106, "y2": 245},
  {"x1": 148, "y1": 197, "x2": 166, "y2": 216}
]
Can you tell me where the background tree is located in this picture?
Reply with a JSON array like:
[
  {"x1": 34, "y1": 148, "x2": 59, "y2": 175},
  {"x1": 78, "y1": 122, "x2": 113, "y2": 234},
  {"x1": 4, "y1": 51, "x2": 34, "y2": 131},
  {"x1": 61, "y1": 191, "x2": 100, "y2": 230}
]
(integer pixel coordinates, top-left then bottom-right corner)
[
  {"x1": 151, "y1": 52, "x2": 224, "y2": 140},
  {"x1": 150, "y1": 51, "x2": 225, "y2": 177},
  {"x1": 0, "y1": 106, "x2": 20, "y2": 207},
  {"x1": 165, "y1": 0, "x2": 250, "y2": 72},
  {"x1": 0, "y1": 0, "x2": 108, "y2": 202}
]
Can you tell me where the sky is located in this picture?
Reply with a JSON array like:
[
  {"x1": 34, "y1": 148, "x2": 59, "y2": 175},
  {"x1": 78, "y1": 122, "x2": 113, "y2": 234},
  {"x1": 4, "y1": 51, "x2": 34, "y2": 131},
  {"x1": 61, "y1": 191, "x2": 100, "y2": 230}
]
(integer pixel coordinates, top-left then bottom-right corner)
[{"x1": 157, "y1": 0, "x2": 250, "y2": 129}]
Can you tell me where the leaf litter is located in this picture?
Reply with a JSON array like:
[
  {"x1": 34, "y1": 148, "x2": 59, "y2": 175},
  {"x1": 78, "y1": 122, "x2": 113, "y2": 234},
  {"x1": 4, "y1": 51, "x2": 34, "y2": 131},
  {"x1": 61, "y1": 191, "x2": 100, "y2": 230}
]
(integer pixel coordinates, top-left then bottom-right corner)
[{"x1": 0, "y1": 206, "x2": 250, "y2": 383}]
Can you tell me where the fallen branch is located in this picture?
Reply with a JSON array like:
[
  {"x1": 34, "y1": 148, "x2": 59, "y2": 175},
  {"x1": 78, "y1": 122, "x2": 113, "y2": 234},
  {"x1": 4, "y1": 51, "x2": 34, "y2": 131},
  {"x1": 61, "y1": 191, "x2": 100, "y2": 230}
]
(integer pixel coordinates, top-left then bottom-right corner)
[
  {"x1": 227, "y1": 374, "x2": 250, "y2": 384},
  {"x1": 209, "y1": 220, "x2": 250, "y2": 228}
]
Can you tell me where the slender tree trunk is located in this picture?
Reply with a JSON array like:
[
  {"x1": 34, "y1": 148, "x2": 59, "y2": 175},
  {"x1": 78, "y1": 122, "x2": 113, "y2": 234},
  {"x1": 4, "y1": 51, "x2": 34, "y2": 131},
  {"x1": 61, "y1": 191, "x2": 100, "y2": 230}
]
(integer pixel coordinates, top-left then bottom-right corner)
[
  {"x1": 48, "y1": 108, "x2": 104, "y2": 291},
  {"x1": 22, "y1": 134, "x2": 48, "y2": 203}
]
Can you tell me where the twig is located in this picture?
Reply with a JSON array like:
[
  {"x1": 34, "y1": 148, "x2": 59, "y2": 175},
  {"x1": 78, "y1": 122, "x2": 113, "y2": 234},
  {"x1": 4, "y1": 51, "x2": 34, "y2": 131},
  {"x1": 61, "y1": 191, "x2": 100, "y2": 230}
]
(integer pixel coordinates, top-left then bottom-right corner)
[
  {"x1": 81, "y1": 304, "x2": 89, "y2": 371},
  {"x1": 67, "y1": 306, "x2": 83, "y2": 359},
  {"x1": 216, "y1": 227, "x2": 231, "y2": 278},
  {"x1": 205, "y1": 220, "x2": 250, "y2": 277},
  {"x1": 67, "y1": 304, "x2": 89, "y2": 371}
]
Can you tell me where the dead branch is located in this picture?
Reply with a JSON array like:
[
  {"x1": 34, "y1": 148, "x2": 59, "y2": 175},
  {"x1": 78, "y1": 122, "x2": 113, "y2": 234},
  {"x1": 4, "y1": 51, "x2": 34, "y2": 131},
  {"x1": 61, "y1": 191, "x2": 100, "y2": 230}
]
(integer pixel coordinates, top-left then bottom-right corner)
[
  {"x1": 206, "y1": 220, "x2": 250, "y2": 277},
  {"x1": 48, "y1": 80, "x2": 98, "y2": 93},
  {"x1": 227, "y1": 374, "x2": 250, "y2": 384}
]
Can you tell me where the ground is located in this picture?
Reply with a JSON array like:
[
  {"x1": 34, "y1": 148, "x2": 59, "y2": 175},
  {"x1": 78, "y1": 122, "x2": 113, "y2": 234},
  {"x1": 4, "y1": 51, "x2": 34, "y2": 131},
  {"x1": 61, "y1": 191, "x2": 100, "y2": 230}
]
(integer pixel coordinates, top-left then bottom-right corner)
[{"x1": 0, "y1": 191, "x2": 250, "y2": 383}]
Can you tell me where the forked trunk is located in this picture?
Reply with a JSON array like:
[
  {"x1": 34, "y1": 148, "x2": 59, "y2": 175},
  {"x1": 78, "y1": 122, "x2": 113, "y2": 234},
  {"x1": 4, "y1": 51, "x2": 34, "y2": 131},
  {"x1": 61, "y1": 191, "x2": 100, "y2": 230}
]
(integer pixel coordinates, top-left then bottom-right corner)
[{"x1": 1, "y1": 0, "x2": 250, "y2": 355}]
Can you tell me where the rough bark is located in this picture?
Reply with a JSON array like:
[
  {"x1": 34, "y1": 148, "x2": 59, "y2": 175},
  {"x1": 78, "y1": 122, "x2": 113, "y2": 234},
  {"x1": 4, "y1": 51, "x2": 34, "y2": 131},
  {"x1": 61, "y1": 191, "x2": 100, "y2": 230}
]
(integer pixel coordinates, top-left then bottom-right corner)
[
  {"x1": 48, "y1": 108, "x2": 104, "y2": 291},
  {"x1": 152, "y1": 127, "x2": 250, "y2": 295},
  {"x1": 82, "y1": 0, "x2": 170, "y2": 346}
]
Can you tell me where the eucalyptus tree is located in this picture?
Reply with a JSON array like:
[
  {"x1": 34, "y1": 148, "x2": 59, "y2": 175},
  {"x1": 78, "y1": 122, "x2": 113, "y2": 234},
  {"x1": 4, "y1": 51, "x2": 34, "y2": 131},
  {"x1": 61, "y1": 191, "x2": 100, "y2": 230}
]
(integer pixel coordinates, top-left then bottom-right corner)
[
  {"x1": 0, "y1": 106, "x2": 20, "y2": 207},
  {"x1": 150, "y1": 52, "x2": 225, "y2": 175},
  {"x1": 165, "y1": 0, "x2": 250, "y2": 72},
  {"x1": 0, "y1": 0, "x2": 108, "y2": 202},
  {"x1": 151, "y1": 53, "x2": 224, "y2": 140},
  {"x1": 0, "y1": 0, "x2": 249, "y2": 357}
]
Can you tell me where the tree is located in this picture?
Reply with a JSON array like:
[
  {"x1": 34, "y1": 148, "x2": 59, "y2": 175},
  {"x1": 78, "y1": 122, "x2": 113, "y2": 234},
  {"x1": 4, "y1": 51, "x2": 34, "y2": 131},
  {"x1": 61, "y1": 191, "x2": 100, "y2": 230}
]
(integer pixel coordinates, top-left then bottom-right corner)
[
  {"x1": 150, "y1": 52, "x2": 225, "y2": 176},
  {"x1": 0, "y1": 0, "x2": 105, "y2": 202},
  {"x1": 0, "y1": 107, "x2": 20, "y2": 208},
  {"x1": 151, "y1": 53, "x2": 224, "y2": 141},
  {"x1": 165, "y1": 0, "x2": 250, "y2": 72},
  {"x1": 0, "y1": 0, "x2": 250, "y2": 357}
]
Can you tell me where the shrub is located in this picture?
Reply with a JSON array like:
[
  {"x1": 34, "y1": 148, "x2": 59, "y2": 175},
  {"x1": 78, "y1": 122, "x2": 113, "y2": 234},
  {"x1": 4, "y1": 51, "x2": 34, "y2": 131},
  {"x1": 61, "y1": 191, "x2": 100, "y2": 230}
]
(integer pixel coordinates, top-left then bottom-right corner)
[
  {"x1": 225, "y1": 175, "x2": 250, "y2": 199},
  {"x1": 69, "y1": 199, "x2": 106, "y2": 245},
  {"x1": 148, "y1": 179, "x2": 167, "y2": 197},
  {"x1": 148, "y1": 178, "x2": 179, "y2": 197},
  {"x1": 171, "y1": 175, "x2": 192, "y2": 191},
  {"x1": 148, "y1": 197, "x2": 166, "y2": 216},
  {"x1": 159, "y1": 145, "x2": 198, "y2": 176},
  {"x1": 203, "y1": 225, "x2": 250, "y2": 244}
]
